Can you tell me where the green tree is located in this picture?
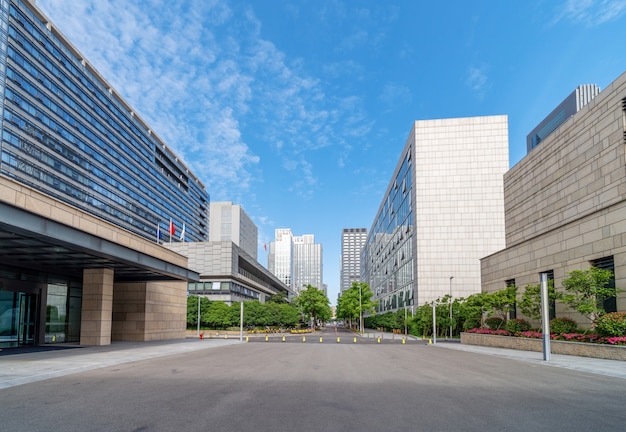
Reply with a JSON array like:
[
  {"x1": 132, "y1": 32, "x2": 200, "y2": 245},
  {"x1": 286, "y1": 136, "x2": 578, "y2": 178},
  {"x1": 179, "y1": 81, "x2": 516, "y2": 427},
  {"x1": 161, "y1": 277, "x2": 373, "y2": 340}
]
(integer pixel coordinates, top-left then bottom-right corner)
[
  {"x1": 336, "y1": 282, "x2": 376, "y2": 330},
  {"x1": 561, "y1": 267, "x2": 617, "y2": 326},
  {"x1": 295, "y1": 285, "x2": 331, "y2": 327},
  {"x1": 187, "y1": 295, "x2": 211, "y2": 328},
  {"x1": 519, "y1": 281, "x2": 560, "y2": 322},
  {"x1": 268, "y1": 291, "x2": 289, "y2": 304},
  {"x1": 204, "y1": 301, "x2": 233, "y2": 329}
]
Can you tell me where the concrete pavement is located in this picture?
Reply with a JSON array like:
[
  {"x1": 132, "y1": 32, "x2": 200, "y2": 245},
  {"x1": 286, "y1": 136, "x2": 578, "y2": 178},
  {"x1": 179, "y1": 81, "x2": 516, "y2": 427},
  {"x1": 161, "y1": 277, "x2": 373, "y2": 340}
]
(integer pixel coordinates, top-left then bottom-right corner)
[
  {"x1": 0, "y1": 338, "x2": 239, "y2": 389},
  {"x1": 1, "y1": 332, "x2": 624, "y2": 390}
]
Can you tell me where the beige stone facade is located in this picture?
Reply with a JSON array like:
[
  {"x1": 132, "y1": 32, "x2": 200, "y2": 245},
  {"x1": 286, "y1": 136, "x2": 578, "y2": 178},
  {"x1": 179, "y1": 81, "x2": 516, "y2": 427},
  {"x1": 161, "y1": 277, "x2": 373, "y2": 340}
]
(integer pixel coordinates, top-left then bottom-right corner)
[
  {"x1": 0, "y1": 176, "x2": 193, "y2": 345},
  {"x1": 481, "y1": 71, "x2": 626, "y2": 323}
]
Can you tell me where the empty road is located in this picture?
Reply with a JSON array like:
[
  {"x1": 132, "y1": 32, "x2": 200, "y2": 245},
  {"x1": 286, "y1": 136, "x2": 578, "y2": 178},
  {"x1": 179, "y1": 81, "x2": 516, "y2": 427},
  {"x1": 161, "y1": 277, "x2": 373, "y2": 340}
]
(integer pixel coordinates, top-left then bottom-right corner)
[{"x1": 1, "y1": 331, "x2": 624, "y2": 432}]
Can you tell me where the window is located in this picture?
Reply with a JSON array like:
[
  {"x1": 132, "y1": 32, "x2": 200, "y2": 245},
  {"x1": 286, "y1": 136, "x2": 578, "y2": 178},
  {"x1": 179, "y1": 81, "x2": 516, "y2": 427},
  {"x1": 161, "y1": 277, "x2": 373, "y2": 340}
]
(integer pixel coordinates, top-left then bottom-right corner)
[
  {"x1": 505, "y1": 279, "x2": 516, "y2": 319},
  {"x1": 591, "y1": 256, "x2": 617, "y2": 313}
]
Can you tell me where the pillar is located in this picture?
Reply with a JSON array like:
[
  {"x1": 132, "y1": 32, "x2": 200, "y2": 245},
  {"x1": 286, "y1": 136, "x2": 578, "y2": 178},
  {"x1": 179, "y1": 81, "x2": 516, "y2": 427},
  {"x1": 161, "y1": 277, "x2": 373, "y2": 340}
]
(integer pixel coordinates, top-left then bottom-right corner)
[{"x1": 80, "y1": 268, "x2": 114, "y2": 345}]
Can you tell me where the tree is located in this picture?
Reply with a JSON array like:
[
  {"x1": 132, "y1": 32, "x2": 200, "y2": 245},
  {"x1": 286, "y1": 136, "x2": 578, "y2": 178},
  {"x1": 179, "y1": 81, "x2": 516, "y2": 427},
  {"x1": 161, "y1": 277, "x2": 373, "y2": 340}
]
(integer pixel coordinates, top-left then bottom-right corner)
[
  {"x1": 336, "y1": 282, "x2": 376, "y2": 330},
  {"x1": 561, "y1": 267, "x2": 617, "y2": 326},
  {"x1": 187, "y1": 295, "x2": 211, "y2": 328},
  {"x1": 268, "y1": 291, "x2": 289, "y2": 304},
  {"x1": 519, "y1": 282, "x2": 560, "y2": 322},
  {"x1": 295, "y1": 285, "x2": 331, "y2": 327}
]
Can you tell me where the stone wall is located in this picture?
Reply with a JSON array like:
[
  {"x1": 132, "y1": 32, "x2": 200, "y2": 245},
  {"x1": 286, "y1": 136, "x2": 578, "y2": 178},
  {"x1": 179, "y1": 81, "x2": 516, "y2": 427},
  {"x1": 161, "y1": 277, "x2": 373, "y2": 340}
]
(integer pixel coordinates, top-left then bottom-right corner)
[{"x1": 461, "y1": 332, "x2": 626, "y2": 361}]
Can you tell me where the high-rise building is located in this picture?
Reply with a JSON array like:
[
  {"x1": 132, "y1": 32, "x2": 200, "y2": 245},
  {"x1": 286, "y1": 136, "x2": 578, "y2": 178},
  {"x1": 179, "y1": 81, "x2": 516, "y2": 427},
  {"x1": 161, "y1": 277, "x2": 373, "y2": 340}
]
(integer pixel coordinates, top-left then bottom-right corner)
[
  {"x1": 0, "y1": 0, "x2": 205, "y2": 348},
  {"x1": 268, "y1": 228, "x2": 323, "y2": 295},
  {"x1": 362, "y1": 116, "x2": 509, "y2": 312},
  {"x1": 209, "y1": 202, "x2": 258, "y2": 260},
  {"x1": 526, "y1": 84, "x2": 600, "y2": 153},
  {"x1": 293, "y1": 234, "x2": 322, "y2": 293},
  {"x1": 268, "y1": 228, "x2": 294, "y2": 289},
  {"x1": 340, "y1": 228, "x2": 367, "y2": 293}
]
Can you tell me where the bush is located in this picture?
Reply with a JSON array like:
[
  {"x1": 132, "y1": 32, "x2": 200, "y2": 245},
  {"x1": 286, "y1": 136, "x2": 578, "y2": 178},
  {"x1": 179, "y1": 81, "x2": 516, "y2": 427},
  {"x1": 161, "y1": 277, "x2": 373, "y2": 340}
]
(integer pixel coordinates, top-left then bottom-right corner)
[
  {"x1": 550, "y1": 317, "x2": 578, "y2": 335},
  {"x1": 485, "y1": 316, "x2": 505, "y2": 330},
  {"x1": 595, "y1": 312, "x2": 626, "y2": 336},
  {"x1": 505, "y1": 318, "x2": 531, "y2": 333},
  {"x1": 462, "y1": 318, "x2": 481, "y2": 331}
]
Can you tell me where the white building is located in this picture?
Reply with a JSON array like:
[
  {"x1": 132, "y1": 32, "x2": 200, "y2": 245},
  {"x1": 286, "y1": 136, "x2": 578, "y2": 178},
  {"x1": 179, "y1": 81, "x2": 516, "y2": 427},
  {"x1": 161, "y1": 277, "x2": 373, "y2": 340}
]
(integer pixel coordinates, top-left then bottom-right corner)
[
  {"x1": 209, "y1": 202, "x2": 258, "y2": 260},
  {"x1": 340, "y1": 228, "x2": 367, "y2": 293},
  {"x1": 362, "y1": 116, "x2": 509, "y2": 312},
  {"x1": 268, "y1": 229, "x2": 323, "y2": 295},
  {"x1": 293, "y1": 234, "x2": 323, "y2": 294}
]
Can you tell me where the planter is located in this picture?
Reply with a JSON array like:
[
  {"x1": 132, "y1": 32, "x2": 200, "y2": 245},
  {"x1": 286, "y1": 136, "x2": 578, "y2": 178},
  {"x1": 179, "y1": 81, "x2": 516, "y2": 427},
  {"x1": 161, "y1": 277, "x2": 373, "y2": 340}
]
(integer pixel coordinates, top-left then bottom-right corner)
[{"x1": 460, "y1": 332, "x2": 626, "y2": 361}]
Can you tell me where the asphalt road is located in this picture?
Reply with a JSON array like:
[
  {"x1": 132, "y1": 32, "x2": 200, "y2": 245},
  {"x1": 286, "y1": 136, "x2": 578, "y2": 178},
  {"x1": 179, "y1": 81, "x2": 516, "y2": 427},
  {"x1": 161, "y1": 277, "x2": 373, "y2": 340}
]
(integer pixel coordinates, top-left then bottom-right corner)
[{"x1": 1, "y1": 329, "x2": 624, "y2": 432}]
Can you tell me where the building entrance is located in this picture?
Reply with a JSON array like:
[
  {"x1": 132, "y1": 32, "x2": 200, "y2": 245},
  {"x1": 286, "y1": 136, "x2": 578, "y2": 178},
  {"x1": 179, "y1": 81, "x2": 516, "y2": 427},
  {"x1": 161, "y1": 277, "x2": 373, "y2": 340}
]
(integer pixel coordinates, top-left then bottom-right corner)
[{"x1": 0, "y1": 290, "x2": 38, "y2": 348}]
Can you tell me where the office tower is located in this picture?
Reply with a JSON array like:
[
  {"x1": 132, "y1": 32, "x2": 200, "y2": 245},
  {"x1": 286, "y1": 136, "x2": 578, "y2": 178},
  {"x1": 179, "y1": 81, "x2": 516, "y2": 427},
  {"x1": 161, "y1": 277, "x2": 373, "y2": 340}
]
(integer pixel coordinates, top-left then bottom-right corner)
[
  {"x1": 293, "y1": 234, "x2": 322, "y2": 294},
  {"x1": 0, "y1": 0, "x2": 206, "y2": 348},
  {"x1": 340, "y1": 228, "x2": 367, "y2": 292},
  {"x1": 527, "y1": 84, "x2": 600, "y2": 152},
  {"x1": 268, "y1": 228, "x2": 294, "y2": 289},
  {"x1": 209, "y1": 202, "x2": 258, "y2": 260},
  {"x1": 362, "y1": 116, "x2": 509, "y2": 312},
  {"x1": 268, "y1": 228, "x2": 323, "y2": 295}
]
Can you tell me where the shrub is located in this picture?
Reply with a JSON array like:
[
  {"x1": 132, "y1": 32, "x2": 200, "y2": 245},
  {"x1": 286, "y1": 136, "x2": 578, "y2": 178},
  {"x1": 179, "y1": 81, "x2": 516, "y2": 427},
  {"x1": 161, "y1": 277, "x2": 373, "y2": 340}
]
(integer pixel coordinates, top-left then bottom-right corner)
[
  {"x1": 463, "y1": 318, "x2": 481, "y2": 331},
  {"x1": 595, "y1": 312, "x2": 626, "y2": 337},
  {"x1": 550, "y1": 317, "x2": 578, "y2": 335},
  {"x1": 505, "y1": 318, "x2": 531, "y2": 333},
  {"x1": 466, "y1": 328, "x2": 511, "y2": 336},
  {"x1": 485, "y1": 316, "x2": 505, "y2": 330}
]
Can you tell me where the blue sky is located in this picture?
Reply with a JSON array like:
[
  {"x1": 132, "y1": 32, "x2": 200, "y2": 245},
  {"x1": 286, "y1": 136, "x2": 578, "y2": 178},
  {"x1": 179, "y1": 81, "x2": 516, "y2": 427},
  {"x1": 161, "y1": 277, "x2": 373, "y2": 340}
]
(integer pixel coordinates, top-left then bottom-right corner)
[{"x1": 36, "y1": 0, "x2": 626, "y2": 304}]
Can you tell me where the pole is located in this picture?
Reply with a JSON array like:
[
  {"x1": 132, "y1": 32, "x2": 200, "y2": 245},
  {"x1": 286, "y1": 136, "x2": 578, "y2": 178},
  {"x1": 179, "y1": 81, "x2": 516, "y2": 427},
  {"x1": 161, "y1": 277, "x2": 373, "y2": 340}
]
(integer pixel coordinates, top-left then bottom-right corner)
[
  {"x1": 359, "y1": 284, "x2": 363, "y2": 335},
  {"x1": 197, "y1": 295, "x2": 201, "y2": 336},
  {"x1": 540, "y1": 273, "x2": 551, "y2": 361},
  {"x1": 239, "y1": 301, "x2": 244, "y2": 342},
  {"x1": 432, "y1": 301, "x2": 437, "y2": 345},
  {"x1": 449, "y1": 276, "x2": 454, "y2": 339},
  {"x1": 404, "y1": 307, "x2": 407, "y2": 338}
]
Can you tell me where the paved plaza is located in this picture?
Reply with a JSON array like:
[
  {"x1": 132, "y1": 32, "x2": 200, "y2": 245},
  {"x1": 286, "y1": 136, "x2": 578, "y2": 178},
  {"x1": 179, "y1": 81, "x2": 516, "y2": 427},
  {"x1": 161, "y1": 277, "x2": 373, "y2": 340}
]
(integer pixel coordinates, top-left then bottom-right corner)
[{"x1": 1, "y1": 330, "x2": 624, "y2": 432}]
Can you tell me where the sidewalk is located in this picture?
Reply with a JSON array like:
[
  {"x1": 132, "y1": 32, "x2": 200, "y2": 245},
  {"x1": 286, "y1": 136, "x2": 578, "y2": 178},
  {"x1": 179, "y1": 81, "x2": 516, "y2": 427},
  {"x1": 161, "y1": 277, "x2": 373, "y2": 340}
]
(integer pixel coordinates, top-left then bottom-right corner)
[
  {"x1": 0, "y1": 338, "x2": 239, "y2": 390},
  {"x1": 359, "y1": 328, "x2": 626, "y2": 380}
]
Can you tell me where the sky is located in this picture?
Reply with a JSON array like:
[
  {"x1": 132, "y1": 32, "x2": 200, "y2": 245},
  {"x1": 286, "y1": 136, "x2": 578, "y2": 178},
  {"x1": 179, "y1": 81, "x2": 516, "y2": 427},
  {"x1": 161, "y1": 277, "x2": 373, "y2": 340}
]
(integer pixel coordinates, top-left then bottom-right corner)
[{"x1": 35, "y1": 0, "x2": 626, "y2": 304}]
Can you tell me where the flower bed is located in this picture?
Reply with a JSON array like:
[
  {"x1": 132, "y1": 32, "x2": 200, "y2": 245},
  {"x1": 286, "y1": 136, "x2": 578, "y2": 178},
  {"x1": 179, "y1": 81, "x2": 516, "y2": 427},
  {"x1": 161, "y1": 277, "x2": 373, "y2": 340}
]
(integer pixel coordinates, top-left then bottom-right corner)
[{"x1": 461, "y1": 331, "x2": 626, "y2": 361}]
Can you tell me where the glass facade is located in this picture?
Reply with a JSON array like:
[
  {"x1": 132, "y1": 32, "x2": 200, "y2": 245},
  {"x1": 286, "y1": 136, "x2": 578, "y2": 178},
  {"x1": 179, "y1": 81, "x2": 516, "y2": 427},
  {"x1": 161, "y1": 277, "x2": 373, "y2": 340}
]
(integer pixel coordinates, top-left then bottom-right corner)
[
  {"x1": 0, "y1": 0, "x2": 209, "y2": 243},
  {"x1": 362, "y1": 149, "x2": 415, "y2": 313},
  {"x1": 0, "y1": 263, "x2": 81, "y2": 348}
]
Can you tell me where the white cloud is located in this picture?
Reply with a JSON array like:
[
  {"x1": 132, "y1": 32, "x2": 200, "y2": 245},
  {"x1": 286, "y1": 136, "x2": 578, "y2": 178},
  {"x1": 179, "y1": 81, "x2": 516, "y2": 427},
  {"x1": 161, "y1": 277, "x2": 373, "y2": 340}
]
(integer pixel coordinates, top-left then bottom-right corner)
[
  {"x1": 553, "y1": 0, "x2": 626, "y2": 26},
  {"x1": 466, "y1": 65, "x2": 489, "y2": 100}
]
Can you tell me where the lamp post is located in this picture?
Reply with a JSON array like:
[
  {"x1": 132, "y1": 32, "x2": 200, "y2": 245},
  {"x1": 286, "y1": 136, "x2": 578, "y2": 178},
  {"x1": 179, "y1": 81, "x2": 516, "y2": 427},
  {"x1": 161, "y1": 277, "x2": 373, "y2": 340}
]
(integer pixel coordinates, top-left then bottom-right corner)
[
  {"x1": 359, "y1": 283, "x2": 363, "y2": 334},
  {"x1": 449, "y1": 276, "x2": 454, "y2": 339}
]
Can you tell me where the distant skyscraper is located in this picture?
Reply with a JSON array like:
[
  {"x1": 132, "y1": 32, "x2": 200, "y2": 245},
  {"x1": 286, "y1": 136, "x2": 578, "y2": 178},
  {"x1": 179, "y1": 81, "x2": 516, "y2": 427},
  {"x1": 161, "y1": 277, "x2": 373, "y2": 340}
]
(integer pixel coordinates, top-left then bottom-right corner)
[
  {"x1": 527, "y1": 84, "x2": 600, "y2": 153},
  {"x1": 268, "y1": 228, "x2": 294, "y2": 289},
  {"x1": 340, "y1": 228, "x2": 367, "y2": 293},
  {"x1": 268, "y1": 229, "x2": 323, "y2": 295},
  {"x1": 293, "y1": 234, "x2": 322, "y2": 293},
  {"x1": 209, "y1": 202, "x2": 258, "y2": 260}
]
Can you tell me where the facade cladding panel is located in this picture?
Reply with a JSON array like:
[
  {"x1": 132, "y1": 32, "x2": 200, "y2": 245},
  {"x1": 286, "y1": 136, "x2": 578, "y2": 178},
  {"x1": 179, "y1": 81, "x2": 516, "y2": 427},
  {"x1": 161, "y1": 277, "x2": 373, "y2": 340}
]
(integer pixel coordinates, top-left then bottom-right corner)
[
  {"x1": 0, "y1": 0, "x2": 209, "y2": 243},
  {"x1": 363, "y1": 116, "x2": 508, "y2": 312}
]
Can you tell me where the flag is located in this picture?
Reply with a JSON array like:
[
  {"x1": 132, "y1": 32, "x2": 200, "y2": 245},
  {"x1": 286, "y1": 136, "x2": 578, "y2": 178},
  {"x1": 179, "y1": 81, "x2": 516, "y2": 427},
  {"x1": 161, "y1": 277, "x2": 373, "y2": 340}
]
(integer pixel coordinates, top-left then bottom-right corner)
[
  {"x1": 264, "y1": 243, "x2": 267, "y2": 251},
  {"x1": 179, "y1": 222, "x2": 186, "y2": 242},
  {"x1": 169, "y1": 219, "x2": 175, "y2": 243},
  {"x1": 156, "y1": 223, "x2": 162, "y2": 243}
]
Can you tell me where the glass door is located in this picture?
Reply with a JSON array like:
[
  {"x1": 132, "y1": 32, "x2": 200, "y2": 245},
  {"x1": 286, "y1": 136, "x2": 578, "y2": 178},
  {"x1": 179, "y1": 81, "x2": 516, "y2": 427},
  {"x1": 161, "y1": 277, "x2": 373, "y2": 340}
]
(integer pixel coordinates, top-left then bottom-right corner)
[{"x1": 18, "y1": 293, "x2": 37, "y2": 346}]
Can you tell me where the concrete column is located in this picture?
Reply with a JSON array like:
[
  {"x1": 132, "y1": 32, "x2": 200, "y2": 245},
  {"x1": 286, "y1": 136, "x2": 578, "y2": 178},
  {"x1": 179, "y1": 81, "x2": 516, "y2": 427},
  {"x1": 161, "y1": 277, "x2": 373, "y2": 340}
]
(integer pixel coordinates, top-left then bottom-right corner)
[{"x1": 80, "y1": 268, "x2": 114, "y2": 345}]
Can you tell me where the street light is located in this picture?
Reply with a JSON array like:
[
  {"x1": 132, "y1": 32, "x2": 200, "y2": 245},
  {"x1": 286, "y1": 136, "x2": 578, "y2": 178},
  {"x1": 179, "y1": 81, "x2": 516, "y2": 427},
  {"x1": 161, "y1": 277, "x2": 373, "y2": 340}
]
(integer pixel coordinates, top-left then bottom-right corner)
[
  {"x1": 449, "y1": 276, "x2": 454, "y2": 339},
  {"x1": 359, "y1": 283, "x2": 363, "y2": 334}
]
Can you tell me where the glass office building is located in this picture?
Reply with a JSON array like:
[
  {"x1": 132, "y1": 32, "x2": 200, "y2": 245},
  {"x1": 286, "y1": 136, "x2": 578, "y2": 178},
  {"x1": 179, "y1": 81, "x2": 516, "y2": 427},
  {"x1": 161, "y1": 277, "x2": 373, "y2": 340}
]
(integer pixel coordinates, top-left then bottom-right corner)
[
  {"x1": 362, "y1": 116, "x2": 508, "y2": 312},
  {"x1": 0, "y1": 0, "x2": 209, "y2": 243},
  {"x1": 0, "y1": 0, "x2": 207, "y2": 348}
]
